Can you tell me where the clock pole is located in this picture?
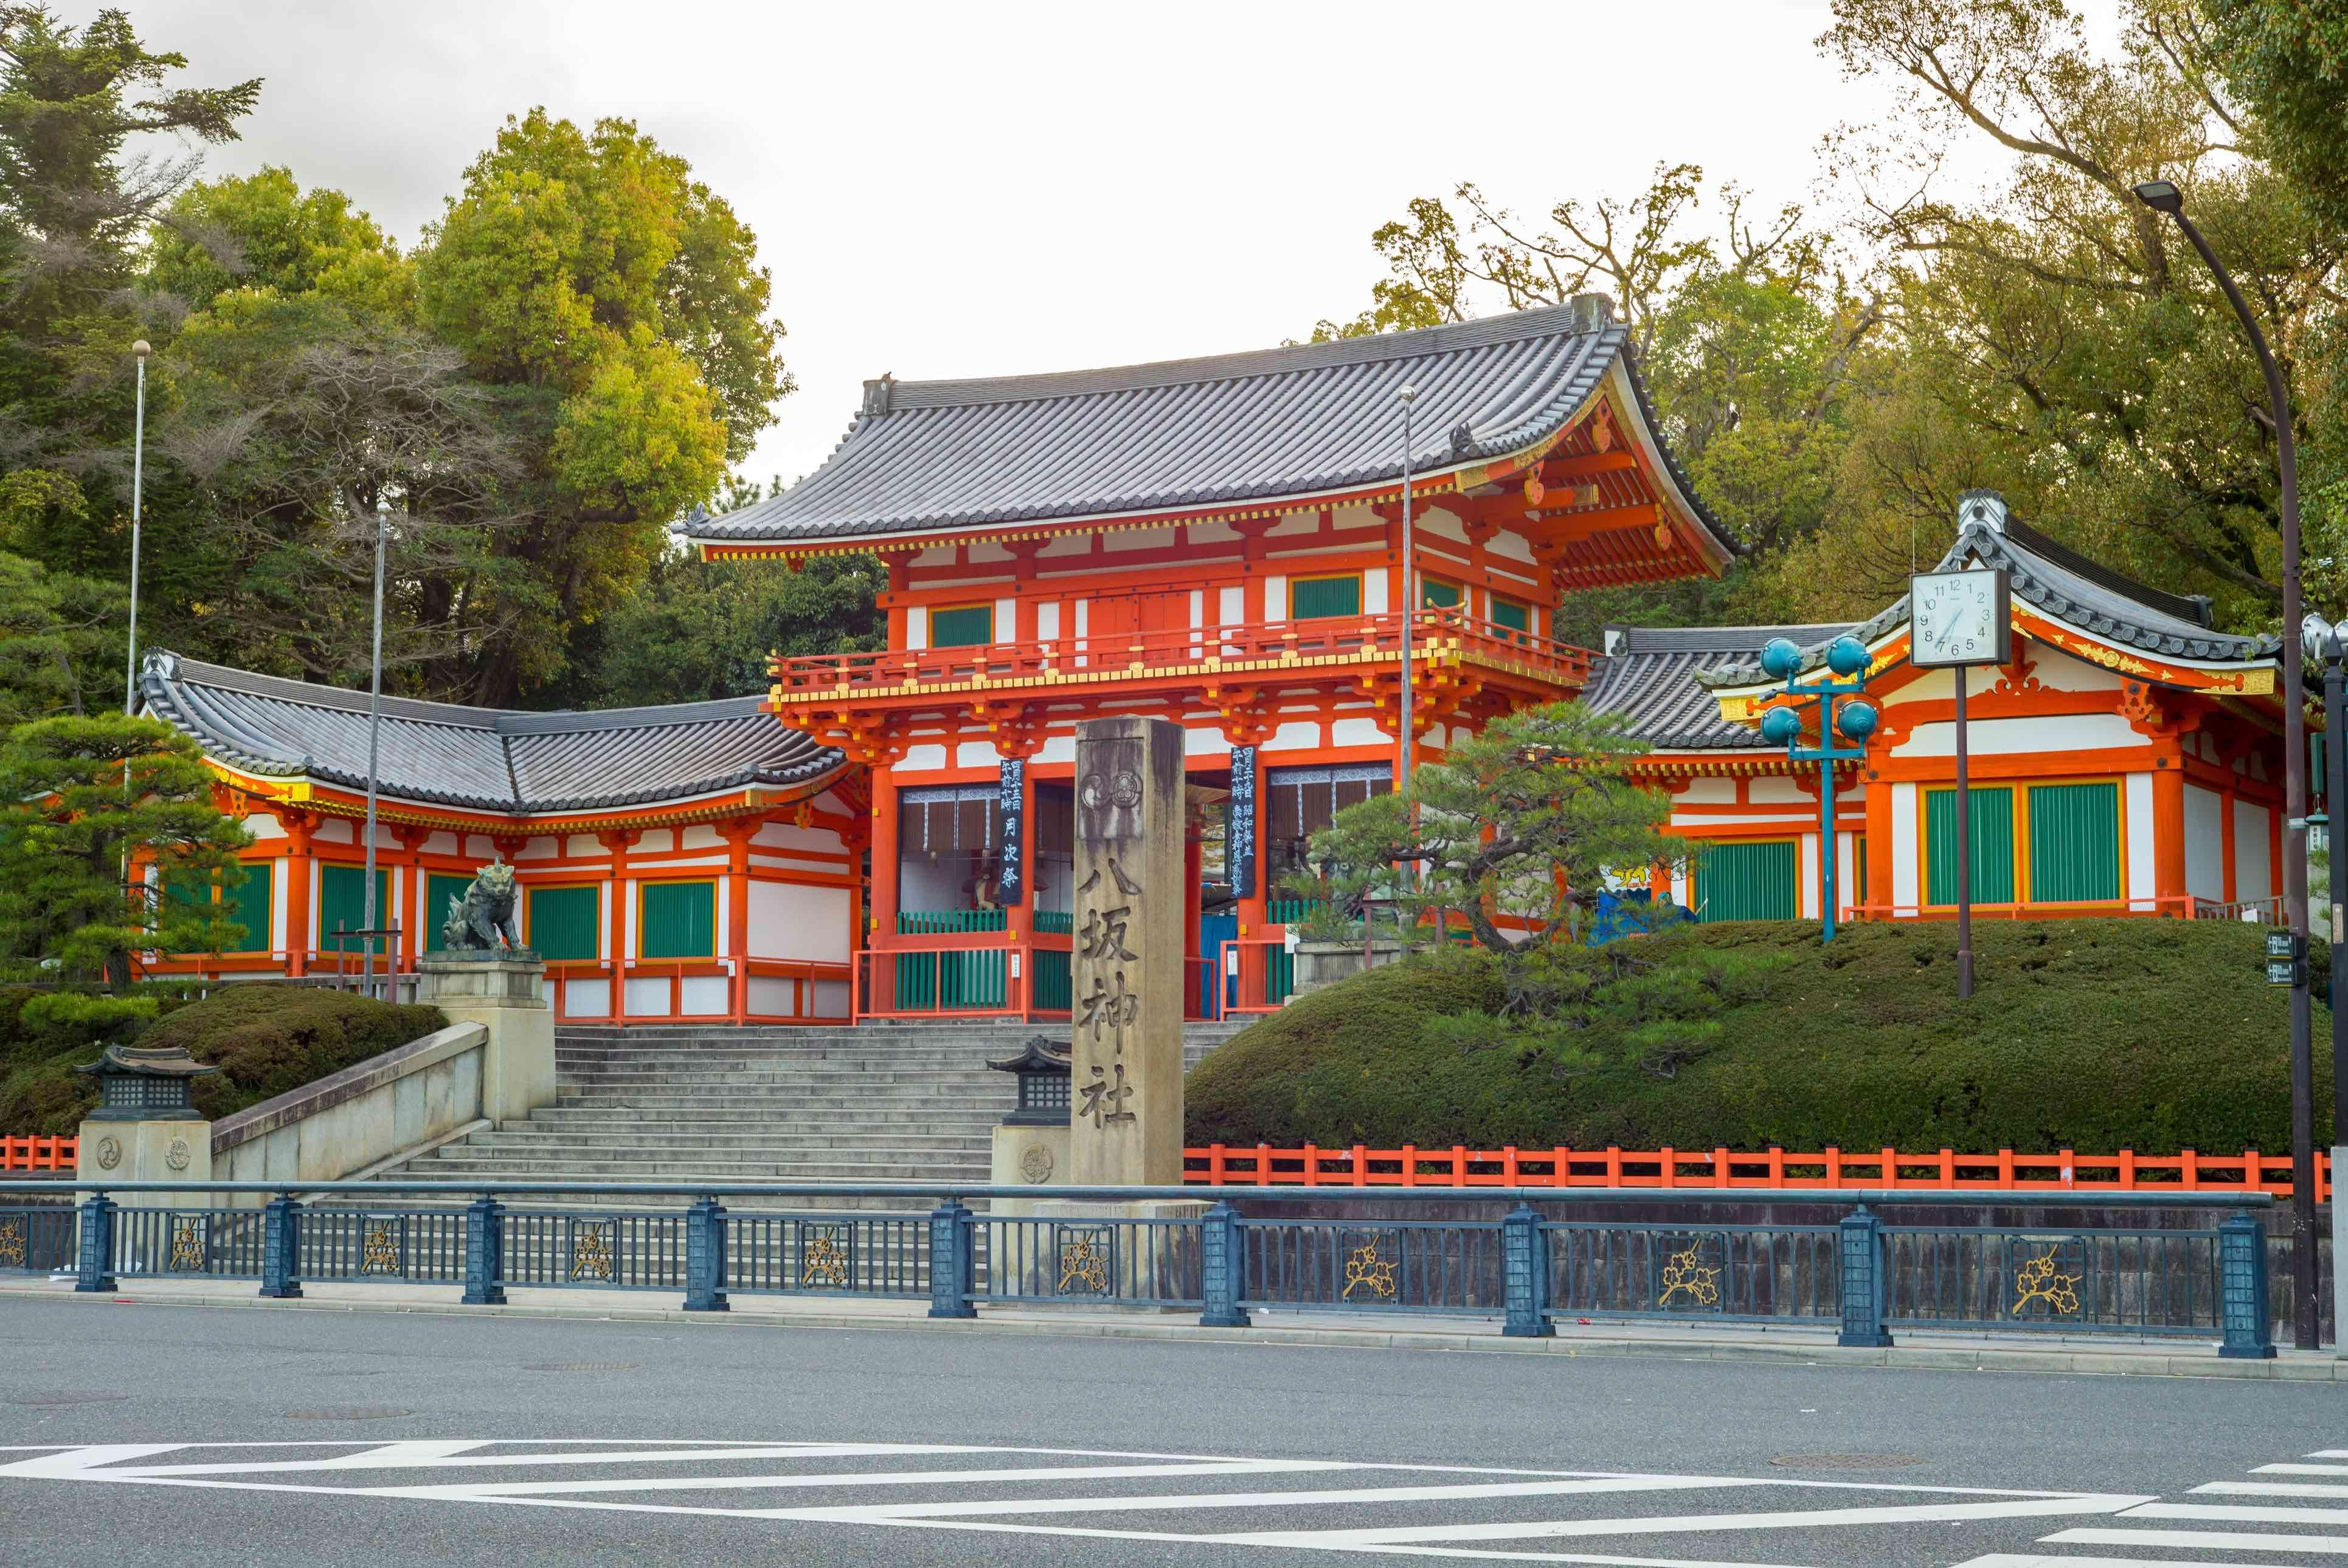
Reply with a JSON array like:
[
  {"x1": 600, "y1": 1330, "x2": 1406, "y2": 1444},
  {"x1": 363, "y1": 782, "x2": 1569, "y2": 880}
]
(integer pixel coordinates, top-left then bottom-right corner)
[{"x1": 1955, "y1": 669, "x2": 1973, "y2": 1000}]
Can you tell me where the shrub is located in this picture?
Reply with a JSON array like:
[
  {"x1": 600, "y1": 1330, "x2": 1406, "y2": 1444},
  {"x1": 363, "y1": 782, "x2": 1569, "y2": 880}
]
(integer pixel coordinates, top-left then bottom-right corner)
[
  {"x1": 0, "y1": 983, "x2": 445, "y2": 1134},
  {"x1": 1185, "y1": 919, "x2": 2335, "y2": 1155}
]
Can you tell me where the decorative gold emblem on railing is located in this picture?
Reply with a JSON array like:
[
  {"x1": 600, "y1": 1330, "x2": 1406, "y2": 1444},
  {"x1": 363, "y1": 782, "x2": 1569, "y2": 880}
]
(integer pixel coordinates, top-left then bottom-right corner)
[
  {"x1": 801, "y1": 1230, "x2": 850, "y2": 1288},
  {"x1": 1658, "y1": 1243, "x2": 1722, "y2": 1309},
  {"x1": 0, "y1": 1218, "x2": 23, "y2": 1268},
  {"x1": 359, "y1": 1221, "x2": 402, "y2": 1276},
  {"x1": 2012, "y1": 1248, "x2": 2082, "y2": 1316},
  {"x1": 569, "y1": 1221, "x2": 614, "y2": 1282},
  {"x1": 168, "y1": 1217, "x2": 206, "y2": 1272},
  {"x1": 1341, "y1": 1241, "x2": 1397, "y2": 1300},
  {"x1": 1058, "y1": 1237, "x2": 1110, "y2": 1295}
]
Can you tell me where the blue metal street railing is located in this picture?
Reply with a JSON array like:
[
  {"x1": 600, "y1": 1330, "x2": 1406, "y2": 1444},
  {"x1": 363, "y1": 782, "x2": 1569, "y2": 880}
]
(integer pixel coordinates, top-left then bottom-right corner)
[{"x1": 0, "y1": 1179, "x2": 2280, "y2": 1359}]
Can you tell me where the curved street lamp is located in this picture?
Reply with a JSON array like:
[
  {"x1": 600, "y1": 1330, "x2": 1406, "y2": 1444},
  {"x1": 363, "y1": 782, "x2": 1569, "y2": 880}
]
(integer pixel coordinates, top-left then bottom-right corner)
[{"x1": 2136, "y1": 178, "x2": 2318, "y2": 1350}]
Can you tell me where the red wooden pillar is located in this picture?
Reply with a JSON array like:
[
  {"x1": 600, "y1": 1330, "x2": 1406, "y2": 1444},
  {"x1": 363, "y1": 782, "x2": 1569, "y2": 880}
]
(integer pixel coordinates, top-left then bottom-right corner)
[
  {"x1": 869, "y1": 767, "x2": 900, "y2": 1015},
  {"x1": 2152, "y1": 756, "x2": 2186, "y2": 914},
  {"x1": 282, "y1": 810, "x2": 316, "y2": 977},
  {"x1": 597, "y1": 829, "x2": 637, "y2": 1024},
  {"x1": 721, "y1": 817, "x2": 761, "y2": 1023}
]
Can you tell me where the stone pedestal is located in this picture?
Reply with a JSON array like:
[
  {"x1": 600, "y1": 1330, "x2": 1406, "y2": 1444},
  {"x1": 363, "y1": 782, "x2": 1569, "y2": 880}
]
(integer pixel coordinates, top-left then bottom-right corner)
[
  {"x1": 418, "y1": 955, "x2": 554, "y2": 1125},
  {"x1": 75, "y1": 1115, "x2": 212, "y2": 1209},
  {"x1": 1068, "y1": 716, "x2": 1186, "y2": 1187},
  {"x1": 1289, "y1": 938, "x2": 1405, "y2": 999}
]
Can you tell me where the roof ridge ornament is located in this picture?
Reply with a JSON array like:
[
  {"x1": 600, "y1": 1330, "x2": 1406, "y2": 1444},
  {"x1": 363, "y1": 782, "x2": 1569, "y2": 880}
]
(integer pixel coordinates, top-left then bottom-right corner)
[
  {"x1": 861, "y1": 373, "x2": 896, "y2": 418},
  {"x1": 1958, "y1": 489, "x2": 2008, "y2": 533},
  {"x1": 1570, "y1": 292, "x2": 1616, "y2": 331}
]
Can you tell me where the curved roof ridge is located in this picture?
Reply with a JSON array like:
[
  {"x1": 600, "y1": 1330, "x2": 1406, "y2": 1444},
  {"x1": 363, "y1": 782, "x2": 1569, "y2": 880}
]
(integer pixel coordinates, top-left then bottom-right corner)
[{"x1": 889, "y1": 302, "x2": 1605, "y2": 410}]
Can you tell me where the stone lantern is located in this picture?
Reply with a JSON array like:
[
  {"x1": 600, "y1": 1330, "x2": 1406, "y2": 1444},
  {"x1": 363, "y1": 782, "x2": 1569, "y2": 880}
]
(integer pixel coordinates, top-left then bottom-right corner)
[
  {"x1": 987, "y1": 1034, "x2": 1071, "y2": 1196},
  {"x1": 74, "y1": 1042, "x2": 219, "y2": 1197}
]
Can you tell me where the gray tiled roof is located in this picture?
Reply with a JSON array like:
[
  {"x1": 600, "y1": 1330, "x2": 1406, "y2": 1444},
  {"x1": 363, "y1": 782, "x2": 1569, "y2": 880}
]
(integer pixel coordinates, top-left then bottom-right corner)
[
  {"x1": 1697, "y1": 506, "x2": 2280, "y2": 689},
  {"x1": 686, "y1": 300, "x2": 1735, "y2": 552},
  {"x1": 1584, "y1": 624, "x2": 1854, "y2": 750},
  {"x1": 142, "y1": 652, "x2": 843, "y2": 815}
]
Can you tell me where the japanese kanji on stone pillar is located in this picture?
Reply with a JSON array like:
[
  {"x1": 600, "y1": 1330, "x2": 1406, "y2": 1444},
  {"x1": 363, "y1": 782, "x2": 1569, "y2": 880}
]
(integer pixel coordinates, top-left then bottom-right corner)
[{"x1": 1068, "y1": 714, "x2": 1185, "y2": 1186}]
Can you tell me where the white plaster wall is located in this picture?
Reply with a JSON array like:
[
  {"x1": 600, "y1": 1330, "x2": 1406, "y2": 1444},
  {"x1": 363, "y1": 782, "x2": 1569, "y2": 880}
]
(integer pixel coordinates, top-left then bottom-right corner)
[
  {"x1": 1363, "y1": 571, "x2": 1388, "y2": 614},
  {"x1": 747, "y1": 977, "x2": 797, "y2": 1016},
  {"x1": 956, "y1": 741, "x2": 999, "y2": 768},
  {"x1": 1184, "y1": 728, "x2": 1232, "y2": 756},
  {"x1": 1219, "y1": 585, "x2": 1244, "y2": 626},
  {"x1": 563, "y1": 978, "x2": 611, "y2": 1018},
  {"x1": 624, "y1": 977, "x2": 670, "y2": 1016},
  {"x1": 1837, "y1": 832, "x2": 1857, "y2": 917},
  {"x1": 1036, "y1": 601, "x2": 1061, "y2": 641},
  {"x1": 2184, "y1": 783, "x2": 2225, "y2": 903},
  {"x1": 1749, "y1": 778, "x2": 1809, "y2": 805},
  {"x1": 2234, "y1": 798, "x2": 2274, "y2": 903},
  {"x1": 1799, "y1": 834, "x2": 1820, "y2": 919},
  {"x1": 1891, "y1": 781, "x2": 1919, "y2": 910},
  {"x1": 2028, "y1": 646, "x2": 2125, "y2": 692},
  {"x1": 272, "y1": 862, "x2": 289, "y2": 953},
  {"x1": 316, "y1": 817, "x2": 352, "y2": 843},
  {"x1": 679, "y1": 824, "x2": 721, "y2": 851},
  {"x1": 465, "y1": 834, "x2": 497, "y2": 860},
  {"x1": 752, "y1": 821, "x2": 845, "y2": 853},
  {"x1": 679, "y1": 975, "x2": 729, "y2": 1015},
  {"x1": 1677, "y1": 778, "x2": 1734, "y2": 805},
  {"x1": 900, "y1": 743, "x2": 949, "y2": 770},
  {"x1": 1329, "y1": 717, "x2": 1387, "y2": 747},
  {"x1": 515, "y1": 836, "x2": 556, "y2": 859},
  {"x1": 243, "y1": 812, "x2": 283, "y2": 841},
  {"x1": 1265, "y1": 575, "x2": 1287, "y2": 621},
  {"x1": 636, "y1": 829, "x2": 674, "y2": 854},
  {"x1": 907, "y1": 605, "x2": 929, "y2": 649},
  {"x1": 2125, "y1": 772, "x2": 2155, "y2": 911},
  {"x1": 1487, "y1": 528, "x2": 1534, "y2": 562},
  {"x1": 1420, "y1": 506, "x2": 1468, "y2": 541},
  {"x1": 1895, "y1": 712, "x2": 2142, "y2": 758},
  {"x1": 1266, "y1": 720, "x2": 1321, "y2": 752},
  {"x1": 748, "y1": 882, "x2": 851, "y2": 964},
  {"x1": 812, "y1": 980, "x2": 851, "y2": 1018},
  {"x1": 1037, "y1": 734, "x2": 1075, "y2": 764},
  {"x1": 423, "y1": 831, "x2": 460, "y2": 856}
]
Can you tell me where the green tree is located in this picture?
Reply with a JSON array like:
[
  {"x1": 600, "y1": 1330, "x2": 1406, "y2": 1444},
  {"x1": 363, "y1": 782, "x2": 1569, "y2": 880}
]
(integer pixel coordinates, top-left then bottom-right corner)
[
  {"x1": 412, "y1": 110, "x2": 791, "y2": 701},
  {"x1": 2191, "y1": 0, "x2": 2348, "y2": 231},
  {"x1": 145, "y1": 164, "x2": 408, "y2": 315},
  {"x1": 0, "y1": 7, "x2": 258, "y2": 579},
  {"x1": 0, "y1": 550, "x2": 122, "y2": 722},
  {"x1": 0, "y1": 713, "x2": 249, "y2": 989},
  {"x1": 1299, "y1": 701, "x2": 1691, "y2": 958}
]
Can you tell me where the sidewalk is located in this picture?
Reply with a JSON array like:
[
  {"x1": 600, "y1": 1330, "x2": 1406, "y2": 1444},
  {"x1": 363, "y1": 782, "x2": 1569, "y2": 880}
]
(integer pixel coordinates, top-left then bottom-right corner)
[{"x1": 1, "y1": 1276, "x2": 2333, "y2": 1381}]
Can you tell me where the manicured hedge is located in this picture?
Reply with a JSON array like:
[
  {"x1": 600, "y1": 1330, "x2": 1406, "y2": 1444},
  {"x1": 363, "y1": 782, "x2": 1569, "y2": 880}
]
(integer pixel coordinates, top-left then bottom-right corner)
[
  {"x1": 0, "y1": 984, "x2": 446, "y2": 1135},
  {"x1": 1184, "y1": 919, "x2": 2335, "y2": 1154}
]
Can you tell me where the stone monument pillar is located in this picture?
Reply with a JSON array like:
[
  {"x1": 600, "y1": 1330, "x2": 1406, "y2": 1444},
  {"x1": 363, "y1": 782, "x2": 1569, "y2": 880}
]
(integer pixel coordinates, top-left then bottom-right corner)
[
  {"x1": 417, "y1": 955, "x2": 555, "y2": 1124},
  {"x1": 1067, "y1": 714, "x2": 1186, "y2": 1186}
]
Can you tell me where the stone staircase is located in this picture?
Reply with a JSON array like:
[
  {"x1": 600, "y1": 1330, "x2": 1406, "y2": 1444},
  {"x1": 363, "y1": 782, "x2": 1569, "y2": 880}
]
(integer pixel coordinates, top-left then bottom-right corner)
[{"x1": 383, "y1": 1021, "x2": 1244, "y2": 1204}]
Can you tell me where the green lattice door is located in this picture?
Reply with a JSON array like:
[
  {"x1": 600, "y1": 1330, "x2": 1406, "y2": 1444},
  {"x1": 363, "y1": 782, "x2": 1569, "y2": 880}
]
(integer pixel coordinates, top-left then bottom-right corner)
[{"x1": 1698, "y1": 841, "x2": 1798, "y2": 922}]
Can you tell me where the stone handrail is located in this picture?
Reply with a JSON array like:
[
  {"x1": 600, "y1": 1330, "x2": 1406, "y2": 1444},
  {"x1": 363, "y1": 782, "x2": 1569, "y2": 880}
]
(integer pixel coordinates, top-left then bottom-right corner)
[{"x1": 210, "y1": 1022, "x2": 490, "y2": 1192}]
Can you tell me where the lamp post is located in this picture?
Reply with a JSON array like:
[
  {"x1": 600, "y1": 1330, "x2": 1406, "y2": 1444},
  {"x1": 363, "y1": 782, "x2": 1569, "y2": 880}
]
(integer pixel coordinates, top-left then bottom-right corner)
[
  {"x1": 120, "y1": 339, "x2": 150, "y2": 714},
  {"x1": 2307, "y1": 616, "x2": 2346, "y2": 1299},
  {"x1": 2136, "y1": 178, "x2": 2318, "y2": 1349},
  {"x1": 1758, "y1": 635, "x2": 1878, "y2": 943},
  {"x1": 362, "y1": 499, "x2": 387, "y2": 997},
  {"x1": 1396, "y1": 384, "x2": 1418, "y2": 796}
]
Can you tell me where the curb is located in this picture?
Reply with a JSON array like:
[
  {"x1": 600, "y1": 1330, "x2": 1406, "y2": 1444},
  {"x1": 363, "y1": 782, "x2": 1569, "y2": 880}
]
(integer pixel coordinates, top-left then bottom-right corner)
[{"x1": 0, "y1": 1283, "x2": 2332, "y2": 1382}]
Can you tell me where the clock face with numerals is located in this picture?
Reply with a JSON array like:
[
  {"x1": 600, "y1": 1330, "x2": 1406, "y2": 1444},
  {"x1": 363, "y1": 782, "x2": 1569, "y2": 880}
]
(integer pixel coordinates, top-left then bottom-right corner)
[{"x1": 1909, "y1": 568, "x2": 2010, "y2": 668}]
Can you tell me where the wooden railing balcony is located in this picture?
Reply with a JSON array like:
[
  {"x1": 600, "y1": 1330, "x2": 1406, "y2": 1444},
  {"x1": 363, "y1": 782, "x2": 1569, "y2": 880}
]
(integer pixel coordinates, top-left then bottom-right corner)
[{"x1": 770, "y1": 609, "x2": 1594, "y2": 703}]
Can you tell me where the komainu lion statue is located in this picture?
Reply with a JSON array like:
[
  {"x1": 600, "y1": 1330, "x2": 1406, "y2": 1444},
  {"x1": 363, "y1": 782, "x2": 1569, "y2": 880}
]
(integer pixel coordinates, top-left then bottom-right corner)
[{"x1": 442, "y1": 860, "x2": 524, "y2": 952}]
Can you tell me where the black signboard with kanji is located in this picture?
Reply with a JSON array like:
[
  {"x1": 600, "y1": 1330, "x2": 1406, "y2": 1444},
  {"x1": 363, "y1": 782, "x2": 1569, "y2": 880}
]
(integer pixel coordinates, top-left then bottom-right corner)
[
  {"x1": 996, "y1": 757, "x2": 1025, "y2": 906},
  {"x1": 1227, "y1": 744, "x2": 1256, "y2": 899}
]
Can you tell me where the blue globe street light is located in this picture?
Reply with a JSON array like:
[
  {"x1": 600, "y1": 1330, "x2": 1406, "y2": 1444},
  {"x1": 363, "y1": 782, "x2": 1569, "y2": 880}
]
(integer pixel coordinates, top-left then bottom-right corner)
[{"x1": 1756, "y1": 636, "x2": 1877, "y2": 942}]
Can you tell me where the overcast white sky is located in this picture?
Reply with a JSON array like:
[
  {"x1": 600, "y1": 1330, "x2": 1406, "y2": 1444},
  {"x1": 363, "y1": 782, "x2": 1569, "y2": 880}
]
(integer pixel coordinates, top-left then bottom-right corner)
[{"x1": 87, "y1": 1, "x2": 2075, "y2": 486}]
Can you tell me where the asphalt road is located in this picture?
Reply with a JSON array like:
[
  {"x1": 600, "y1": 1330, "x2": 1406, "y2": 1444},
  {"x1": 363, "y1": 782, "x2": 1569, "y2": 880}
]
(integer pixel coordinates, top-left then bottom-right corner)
[{"x1": 1, "y1": 1296, "x2": 2340, "y2": 1568}]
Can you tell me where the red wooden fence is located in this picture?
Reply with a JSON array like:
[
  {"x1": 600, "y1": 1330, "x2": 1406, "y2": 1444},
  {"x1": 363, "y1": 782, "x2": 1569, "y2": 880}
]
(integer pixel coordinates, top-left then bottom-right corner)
[
  {"x1": 0, "y1": 1135, "x2": 75, "y2": 1173},
  {"x1": 1183, "y1": 1144, "x2": 2333, "y2": 1200}
]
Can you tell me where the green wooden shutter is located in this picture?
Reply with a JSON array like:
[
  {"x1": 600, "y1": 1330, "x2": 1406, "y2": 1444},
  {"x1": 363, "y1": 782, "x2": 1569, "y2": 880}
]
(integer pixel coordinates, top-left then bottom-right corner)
[
  {"x1": 528, "y1": 885, "x2": 601, "y2": 960},
  {"x1": 1491, "y1": 597, "x2": 1529, "y2": 633},
  {"x1": 317, "y1": 865, "x2": 390, "y2": 950},
  {"x1": 1421, "y1": 578, "x2": 1461, "y2": 609},
  {"x1": 1927, "y1": 787, "x2": 2015, "y2": 905},
  {"x1": 223, "y1": 862, "x2": 272, "y2": 953},
  {"x1": 1290, "y1": 575, "x2": 1360, "y2": 619},
  {"x1": 640, "y1": 881, "x2": 716, "y2": 958},
  {"x1": 426, "y1": 872, "x2": 474, "y2": 948},
  {"x1": 1699, "y1": 840, "x2": 1798, "y2": 921},
  {"x1": 2028, "y1": 782, "x2": 2121, "y2": 903},
  {"x1": 930, "y1": 604, "x2": 994, "y2": 647}
]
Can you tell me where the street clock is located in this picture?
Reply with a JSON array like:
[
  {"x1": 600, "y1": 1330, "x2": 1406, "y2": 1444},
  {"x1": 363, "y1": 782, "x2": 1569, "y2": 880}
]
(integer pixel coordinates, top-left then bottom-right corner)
[{"x1": 1909, "y1": 568, "x2": 2012, "y2": 668}]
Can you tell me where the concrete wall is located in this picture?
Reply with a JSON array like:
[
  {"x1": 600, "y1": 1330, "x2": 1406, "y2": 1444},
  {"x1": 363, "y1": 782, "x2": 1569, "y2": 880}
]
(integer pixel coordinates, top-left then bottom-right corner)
[{"x1": 210, "y1": 1022, "x2": 488, "y2": 1198}]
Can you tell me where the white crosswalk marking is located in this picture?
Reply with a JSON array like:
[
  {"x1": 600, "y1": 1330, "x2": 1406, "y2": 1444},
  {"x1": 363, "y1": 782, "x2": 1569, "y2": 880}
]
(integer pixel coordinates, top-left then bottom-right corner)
[{"x1": 4, "y1": 1437, "x2": 2342, "y2": 1566}]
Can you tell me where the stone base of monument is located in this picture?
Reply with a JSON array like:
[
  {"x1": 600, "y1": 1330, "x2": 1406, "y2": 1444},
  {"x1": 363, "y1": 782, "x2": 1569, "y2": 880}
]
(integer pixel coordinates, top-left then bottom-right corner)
[
  {"x1": 74, "y1": 1114, "x2": 213, "y2": 1211},
  {"x1": 417, "y1": 954, "x2": 554, "y2": 1125},
  {"x1": 989, "y1": 1123, "x2": 1070, "y2": 1213},
  {"x1": 997, "y1": 1198, "x2": 1211, "y2": 1313}
]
